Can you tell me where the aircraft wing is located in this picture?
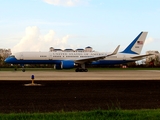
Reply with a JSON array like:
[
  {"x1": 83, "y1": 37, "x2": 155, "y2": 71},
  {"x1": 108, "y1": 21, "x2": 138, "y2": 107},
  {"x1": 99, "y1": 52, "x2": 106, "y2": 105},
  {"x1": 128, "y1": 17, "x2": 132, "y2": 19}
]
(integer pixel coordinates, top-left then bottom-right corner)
[
  {"x1": 75, "y1": 45, "x2": 120, "y2": 64},
  {"x1": 131, "y1": 54, "x2": 153, "y2": 59}
]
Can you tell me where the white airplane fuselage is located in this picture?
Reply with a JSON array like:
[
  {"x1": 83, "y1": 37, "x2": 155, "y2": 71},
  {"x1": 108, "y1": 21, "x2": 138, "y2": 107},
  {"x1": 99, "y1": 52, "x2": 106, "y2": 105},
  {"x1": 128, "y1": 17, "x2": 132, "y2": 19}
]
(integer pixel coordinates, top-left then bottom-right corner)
[
  {"x1": 4, "y1": 31, "x2": 148, "y2": 72},
  {"x1": 5, "y1": 51, "x2": 139, "y2": 65}
]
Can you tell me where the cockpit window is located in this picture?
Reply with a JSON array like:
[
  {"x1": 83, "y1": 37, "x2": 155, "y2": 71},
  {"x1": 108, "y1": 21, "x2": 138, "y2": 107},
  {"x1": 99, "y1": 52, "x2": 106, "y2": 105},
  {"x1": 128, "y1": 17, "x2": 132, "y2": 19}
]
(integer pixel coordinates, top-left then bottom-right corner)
[{"x1": 9, "y1": 55, "x2": 15, "y2": 58}]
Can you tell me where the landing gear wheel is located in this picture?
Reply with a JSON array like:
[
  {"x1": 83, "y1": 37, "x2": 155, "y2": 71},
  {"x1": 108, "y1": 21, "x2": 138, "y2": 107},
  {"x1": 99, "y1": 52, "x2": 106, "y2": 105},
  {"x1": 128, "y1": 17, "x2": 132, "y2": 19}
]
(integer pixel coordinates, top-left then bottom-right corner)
[
  {"x1": 75, "y1": 68, "x2": 88, "y2": 72},
  {"x1": 75, "y1": 68, "x2": 79, "y2": 72}
]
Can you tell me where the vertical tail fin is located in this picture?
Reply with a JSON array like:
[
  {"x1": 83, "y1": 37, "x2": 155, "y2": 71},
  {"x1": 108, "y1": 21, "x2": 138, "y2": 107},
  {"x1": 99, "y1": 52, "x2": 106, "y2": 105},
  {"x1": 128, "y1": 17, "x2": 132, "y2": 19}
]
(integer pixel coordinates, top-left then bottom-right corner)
[{"x1": 121, "y1": 32, "x2": 148, "y2": 54}]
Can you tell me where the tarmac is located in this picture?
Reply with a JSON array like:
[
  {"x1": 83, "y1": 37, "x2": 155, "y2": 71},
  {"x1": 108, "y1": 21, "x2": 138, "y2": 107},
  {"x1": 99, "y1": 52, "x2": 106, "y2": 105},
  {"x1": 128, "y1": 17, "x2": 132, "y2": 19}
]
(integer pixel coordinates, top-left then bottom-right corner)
[
  {"x1": 0, "y1": 70, "x2": 160, "y2": 80},
  {"x1": 0, "y1": 70, "x2": 160, "y2": 113}
]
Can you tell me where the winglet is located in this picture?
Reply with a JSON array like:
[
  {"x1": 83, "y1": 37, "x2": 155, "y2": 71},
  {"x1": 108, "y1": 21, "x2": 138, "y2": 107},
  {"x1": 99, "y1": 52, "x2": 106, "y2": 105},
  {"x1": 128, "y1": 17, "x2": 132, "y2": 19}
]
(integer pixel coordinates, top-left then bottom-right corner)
[{"x1": 107, "y1": 45, "x2": 120, "y2": 56}]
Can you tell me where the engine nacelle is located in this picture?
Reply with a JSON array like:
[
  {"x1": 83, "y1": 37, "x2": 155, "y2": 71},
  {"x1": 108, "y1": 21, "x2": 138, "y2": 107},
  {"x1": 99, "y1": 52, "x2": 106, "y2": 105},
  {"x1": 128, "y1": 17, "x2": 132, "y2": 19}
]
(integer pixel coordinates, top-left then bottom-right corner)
[
  {"x1": 55, "y1": 60, "x2": 75, "y2": 69},
  {"x1": 61, "y1": 60, "x2": 75, "y2": 69}
]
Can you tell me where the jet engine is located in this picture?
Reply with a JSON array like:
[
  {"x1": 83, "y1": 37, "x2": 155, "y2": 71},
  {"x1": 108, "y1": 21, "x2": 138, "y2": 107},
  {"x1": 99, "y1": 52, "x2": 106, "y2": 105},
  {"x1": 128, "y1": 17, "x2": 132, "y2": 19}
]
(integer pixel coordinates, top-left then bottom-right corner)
[{"x1": 55, "y1": 60, "x2": 75, "y2": 69}]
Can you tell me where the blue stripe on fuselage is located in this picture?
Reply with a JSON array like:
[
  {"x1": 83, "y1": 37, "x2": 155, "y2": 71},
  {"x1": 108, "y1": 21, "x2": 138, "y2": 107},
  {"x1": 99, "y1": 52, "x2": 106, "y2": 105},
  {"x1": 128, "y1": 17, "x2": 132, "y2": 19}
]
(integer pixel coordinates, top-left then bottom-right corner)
[
  {"x1": 4, "y1": 57, "x2": 62, "y2": 64},
  {"x1": 91, "y1": 60, "x2": 135, "y2": 65},
  {"x1": 5, "y1": 57, "x2": 135, "y2": 66}
]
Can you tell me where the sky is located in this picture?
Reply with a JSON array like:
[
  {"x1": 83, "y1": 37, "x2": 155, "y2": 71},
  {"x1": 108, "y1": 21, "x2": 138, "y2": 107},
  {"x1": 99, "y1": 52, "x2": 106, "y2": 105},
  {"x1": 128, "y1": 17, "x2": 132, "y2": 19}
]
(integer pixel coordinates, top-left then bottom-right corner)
[{"x1": 0, "y1": 0, "x2": 160, "y2": 54}]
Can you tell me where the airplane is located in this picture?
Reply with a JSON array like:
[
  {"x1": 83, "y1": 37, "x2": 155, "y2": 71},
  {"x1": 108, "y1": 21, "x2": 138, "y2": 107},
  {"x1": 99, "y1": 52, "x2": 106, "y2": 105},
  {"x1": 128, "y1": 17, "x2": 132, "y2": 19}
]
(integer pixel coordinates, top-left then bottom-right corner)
[{"x1": 5, "y1": 31, "x2": 148, "y2": 72}]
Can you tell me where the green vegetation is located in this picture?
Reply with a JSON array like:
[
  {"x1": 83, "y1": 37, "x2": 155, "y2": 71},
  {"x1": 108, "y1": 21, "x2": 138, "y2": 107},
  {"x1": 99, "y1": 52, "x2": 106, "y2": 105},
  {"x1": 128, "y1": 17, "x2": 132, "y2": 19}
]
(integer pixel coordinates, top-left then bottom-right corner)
[{"x1": 0, "y1": 109, "x2": 160, "y2": 120}]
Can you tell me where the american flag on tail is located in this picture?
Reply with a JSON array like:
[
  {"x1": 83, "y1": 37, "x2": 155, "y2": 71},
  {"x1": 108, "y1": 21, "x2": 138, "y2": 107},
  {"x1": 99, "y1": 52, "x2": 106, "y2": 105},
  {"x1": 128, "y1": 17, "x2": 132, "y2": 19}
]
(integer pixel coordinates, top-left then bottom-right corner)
[{"x1": 137, "y1": 41, "x2": 143, "y2": 44}]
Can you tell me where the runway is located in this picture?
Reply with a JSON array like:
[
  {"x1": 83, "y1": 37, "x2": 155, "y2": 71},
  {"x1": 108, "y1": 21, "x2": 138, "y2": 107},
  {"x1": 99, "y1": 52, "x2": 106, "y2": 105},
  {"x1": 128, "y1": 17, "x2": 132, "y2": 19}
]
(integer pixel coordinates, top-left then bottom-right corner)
[
  {"x1": 0, "y1": 70, "x2": 160, "y2": 80},
  {"x1": 0, "y1": 70, "x2": 160, "y2": 113}
]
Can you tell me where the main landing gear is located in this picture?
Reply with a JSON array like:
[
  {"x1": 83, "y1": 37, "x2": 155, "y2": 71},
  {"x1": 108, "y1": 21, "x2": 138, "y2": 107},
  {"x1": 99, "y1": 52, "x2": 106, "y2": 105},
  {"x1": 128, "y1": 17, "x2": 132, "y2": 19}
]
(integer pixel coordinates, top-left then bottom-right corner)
[
  {"x1": 75, "y1": 63, "x2": 88, "y2": 72},
  {"x1": 75, "y1": 68, "x2": 88, "y2": 72}
]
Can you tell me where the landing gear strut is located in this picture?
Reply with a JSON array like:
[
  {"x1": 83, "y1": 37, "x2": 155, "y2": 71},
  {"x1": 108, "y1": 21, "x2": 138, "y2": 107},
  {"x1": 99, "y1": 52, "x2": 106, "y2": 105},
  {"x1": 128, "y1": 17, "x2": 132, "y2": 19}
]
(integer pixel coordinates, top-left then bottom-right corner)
[{"x1": 21, "y1": 65, "x2": 25, "y2": 72}]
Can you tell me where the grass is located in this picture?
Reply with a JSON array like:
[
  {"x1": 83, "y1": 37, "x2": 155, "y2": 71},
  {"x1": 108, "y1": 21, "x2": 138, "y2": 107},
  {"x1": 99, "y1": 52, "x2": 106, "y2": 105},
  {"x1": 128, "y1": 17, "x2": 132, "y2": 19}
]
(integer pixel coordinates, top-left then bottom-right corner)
[{"x1": 0, "y1": 109, "x2": 160, "y2": 120}]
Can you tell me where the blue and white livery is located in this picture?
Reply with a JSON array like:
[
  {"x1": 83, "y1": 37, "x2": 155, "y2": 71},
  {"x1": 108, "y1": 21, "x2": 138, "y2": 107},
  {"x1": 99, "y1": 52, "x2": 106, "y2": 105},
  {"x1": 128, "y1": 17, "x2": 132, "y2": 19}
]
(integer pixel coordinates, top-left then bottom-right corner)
[
  {"x1": 5, "y1": 32, "x2": 148, "y2": 72},
  {"x1": 92, "y1": 31, "x2": 149, "y2": 66}
]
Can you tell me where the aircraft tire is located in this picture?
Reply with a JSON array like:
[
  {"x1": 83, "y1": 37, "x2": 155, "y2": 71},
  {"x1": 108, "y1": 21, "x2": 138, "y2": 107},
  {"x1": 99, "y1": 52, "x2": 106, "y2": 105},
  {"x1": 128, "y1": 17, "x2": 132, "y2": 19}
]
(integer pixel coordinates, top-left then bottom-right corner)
[
  {"x1": 75, "y1": 68, "x2": 88, "y2": 72},
  {"x1": 75, "y1": 68, "x2": 79, "y2": 72}
]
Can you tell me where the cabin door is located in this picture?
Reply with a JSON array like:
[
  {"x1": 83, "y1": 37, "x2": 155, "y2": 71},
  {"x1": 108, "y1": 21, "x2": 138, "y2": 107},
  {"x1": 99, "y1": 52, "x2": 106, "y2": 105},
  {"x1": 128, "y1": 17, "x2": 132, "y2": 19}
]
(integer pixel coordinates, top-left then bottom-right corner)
[
  {"x1": 49, "y1": 53, "x2": 52, "y2": 60},
  {"x1": 20, "y1": 54, "x2": 23, "y2": 60}
]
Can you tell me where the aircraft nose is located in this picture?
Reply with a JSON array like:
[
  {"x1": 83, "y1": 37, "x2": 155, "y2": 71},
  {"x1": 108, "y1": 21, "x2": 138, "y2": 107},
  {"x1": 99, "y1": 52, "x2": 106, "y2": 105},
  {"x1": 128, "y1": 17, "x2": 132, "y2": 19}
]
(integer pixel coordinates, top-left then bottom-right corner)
[
  {"x1": 4, "y1": 57, "x2": 10, "y2": 63},
  {"x1": 4, "y1": 57, "x2": 15, "y2": 63},
  {"x1": 4, "y1": 56, "x2": 17, "y2": 64}
]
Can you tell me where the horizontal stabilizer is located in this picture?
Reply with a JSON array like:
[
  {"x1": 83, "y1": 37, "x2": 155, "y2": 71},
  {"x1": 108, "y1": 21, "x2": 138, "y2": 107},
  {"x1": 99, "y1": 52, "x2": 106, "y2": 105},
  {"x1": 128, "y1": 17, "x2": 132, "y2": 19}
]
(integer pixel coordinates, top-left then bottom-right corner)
[{"x1": 131, "y1": 54, "x2": 153, "y2": 59}]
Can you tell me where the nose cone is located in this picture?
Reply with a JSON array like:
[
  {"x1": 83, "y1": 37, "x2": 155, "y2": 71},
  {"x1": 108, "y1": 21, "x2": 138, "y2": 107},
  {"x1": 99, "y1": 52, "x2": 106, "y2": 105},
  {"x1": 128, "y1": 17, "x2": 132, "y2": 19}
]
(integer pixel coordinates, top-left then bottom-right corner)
[
  {"x1": 4, "y1": 57, "x2": 17, "y2": 63},
  {"x1": 4, "y1": 57, "x2": 10, "y2": 63}
]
